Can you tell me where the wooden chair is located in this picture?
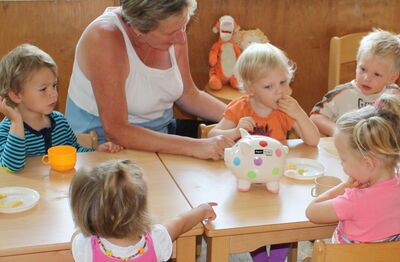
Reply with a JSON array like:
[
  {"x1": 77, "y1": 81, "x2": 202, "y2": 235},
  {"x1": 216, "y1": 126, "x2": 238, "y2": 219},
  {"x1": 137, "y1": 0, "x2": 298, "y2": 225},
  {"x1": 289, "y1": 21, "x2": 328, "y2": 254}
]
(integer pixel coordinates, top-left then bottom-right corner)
[
  {"x1": 309, "y1": 239, "x2": 400, "y2": 262},
  {"x1": 76, "y1": 130, "x2": 99, "y2": 149},
  {"x1": 198, "y1": 123, "x2": 216, "y2": 138},
  {"x1": 327, "y1": 32, "x2": 368, "y2": 90}
]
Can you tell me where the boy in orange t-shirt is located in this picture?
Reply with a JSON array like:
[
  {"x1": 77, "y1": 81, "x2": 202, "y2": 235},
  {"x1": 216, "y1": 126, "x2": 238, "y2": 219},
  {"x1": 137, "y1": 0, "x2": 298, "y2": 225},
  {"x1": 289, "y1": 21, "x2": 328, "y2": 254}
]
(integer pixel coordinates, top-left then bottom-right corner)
[{"x1": 208, "y1": 43, "x2": 319, "y2": 146}]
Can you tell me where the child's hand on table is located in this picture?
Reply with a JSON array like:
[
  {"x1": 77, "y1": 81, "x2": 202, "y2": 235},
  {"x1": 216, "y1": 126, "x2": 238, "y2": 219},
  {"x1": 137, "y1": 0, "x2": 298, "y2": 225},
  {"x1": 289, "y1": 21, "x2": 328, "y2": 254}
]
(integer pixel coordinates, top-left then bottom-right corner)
[
  {"x1": 97, "y1": 142, "x2": 124, "y2": 153},
  {"x1": 198, "y1": 202, "x2": 218, "y2": 222}
]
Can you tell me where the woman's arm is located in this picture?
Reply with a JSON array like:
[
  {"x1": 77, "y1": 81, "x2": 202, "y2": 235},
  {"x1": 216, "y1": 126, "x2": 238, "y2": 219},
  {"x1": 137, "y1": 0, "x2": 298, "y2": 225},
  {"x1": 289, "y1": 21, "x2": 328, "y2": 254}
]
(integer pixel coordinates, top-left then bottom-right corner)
[
  {"x1": 77, "y1": 24, "x2": 233, "y2": 159},
  {"x1": 174, "y1": 37, "x2": 226, "y2": 122}
]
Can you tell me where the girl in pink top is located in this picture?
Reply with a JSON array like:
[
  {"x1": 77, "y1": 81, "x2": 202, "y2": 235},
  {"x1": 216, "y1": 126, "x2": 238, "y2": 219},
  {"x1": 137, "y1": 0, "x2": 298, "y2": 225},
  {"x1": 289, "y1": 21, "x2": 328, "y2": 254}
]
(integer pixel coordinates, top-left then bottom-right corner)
[
  {"x1": 306, "y1": 93, "x2": 400, "y2": 244},
  {"x1": 70, "y1": 159, "x2": 217, "y2": 262}
]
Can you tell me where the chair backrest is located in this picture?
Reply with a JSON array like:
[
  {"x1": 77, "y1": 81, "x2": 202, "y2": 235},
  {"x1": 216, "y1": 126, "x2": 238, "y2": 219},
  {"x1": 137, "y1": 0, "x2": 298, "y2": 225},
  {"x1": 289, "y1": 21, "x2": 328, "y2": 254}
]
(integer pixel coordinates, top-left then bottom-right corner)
[
  {"x1": 327, "y1": 32, "x2": 368, "y2": 90},
  {"x1": 198, "y1": 123, "x2": 216, "y2": 138},
  {"x1": 76, "y1": 131, "x2": 99, "y2": 149},
  {"x1": 311, "y1": 239, "x2": 400, "y2": 262}
]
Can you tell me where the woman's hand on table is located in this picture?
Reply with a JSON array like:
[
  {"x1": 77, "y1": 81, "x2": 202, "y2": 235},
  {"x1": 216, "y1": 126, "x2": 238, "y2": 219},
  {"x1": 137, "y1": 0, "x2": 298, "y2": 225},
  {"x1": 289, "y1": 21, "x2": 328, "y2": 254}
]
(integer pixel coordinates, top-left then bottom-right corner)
[{"x1": 191, "y1": 136, "x2": 235, "y2": 160}]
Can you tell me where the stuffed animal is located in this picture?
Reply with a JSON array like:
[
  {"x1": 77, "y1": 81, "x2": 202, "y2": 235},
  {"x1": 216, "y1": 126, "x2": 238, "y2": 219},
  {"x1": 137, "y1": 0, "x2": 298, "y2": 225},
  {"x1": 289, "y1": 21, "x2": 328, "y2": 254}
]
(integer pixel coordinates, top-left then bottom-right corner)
[
  {"x1": 232, "y1": 28, "x2": 269, "y2": 51},
  {"x1": 208, "y1": 15, "x2": 241, "y2": 90}
]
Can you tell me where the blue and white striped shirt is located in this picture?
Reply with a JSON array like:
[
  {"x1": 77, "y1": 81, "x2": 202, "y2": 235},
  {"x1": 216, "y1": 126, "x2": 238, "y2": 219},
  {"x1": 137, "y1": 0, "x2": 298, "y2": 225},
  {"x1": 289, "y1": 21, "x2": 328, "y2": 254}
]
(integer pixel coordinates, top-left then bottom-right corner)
[{"x1": 0, "y1": 111, "x2": 93, "y2": 171}]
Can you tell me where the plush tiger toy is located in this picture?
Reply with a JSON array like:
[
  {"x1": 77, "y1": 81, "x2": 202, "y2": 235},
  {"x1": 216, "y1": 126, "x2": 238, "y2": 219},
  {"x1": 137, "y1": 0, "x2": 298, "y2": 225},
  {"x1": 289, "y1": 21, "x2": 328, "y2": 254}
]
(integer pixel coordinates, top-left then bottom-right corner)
[{"x1": 208, "y1": 15, "x2": 241, "y2": 90}]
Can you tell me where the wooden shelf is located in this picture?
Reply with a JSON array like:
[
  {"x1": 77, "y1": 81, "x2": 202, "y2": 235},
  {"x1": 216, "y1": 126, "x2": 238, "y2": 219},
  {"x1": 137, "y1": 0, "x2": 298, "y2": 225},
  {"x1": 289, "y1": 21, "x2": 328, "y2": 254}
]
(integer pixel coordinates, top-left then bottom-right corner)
[{"x1": 204, "y1": 84, "x2": 245, "y2": 104}]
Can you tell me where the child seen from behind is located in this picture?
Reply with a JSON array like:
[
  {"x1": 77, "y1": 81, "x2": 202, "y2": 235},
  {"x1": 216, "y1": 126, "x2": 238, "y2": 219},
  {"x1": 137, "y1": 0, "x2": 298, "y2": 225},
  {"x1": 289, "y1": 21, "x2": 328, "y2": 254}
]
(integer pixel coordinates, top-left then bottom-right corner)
[
  {"x1": 0, "y1": 44, "x2": 122, "y2": 171},
  {"x1": 306, "y1": 93, "x2": 400, "y2": 243},
  {"x1": 208, "y1": 43, "x2": 320, "y2": 147},
  {"x1": 310, "y1": 29, "x2": 400, "y2": 136},
  {"x1": 70, "y1": 159, "x2": 217, "y2": 262}
]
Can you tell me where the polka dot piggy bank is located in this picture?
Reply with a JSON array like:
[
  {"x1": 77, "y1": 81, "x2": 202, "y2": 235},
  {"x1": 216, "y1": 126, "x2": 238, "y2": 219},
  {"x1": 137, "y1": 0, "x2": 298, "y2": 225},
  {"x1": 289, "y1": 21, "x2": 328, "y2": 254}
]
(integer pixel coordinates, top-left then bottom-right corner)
[{"x1": 224, "y1": 129, "x2": 289, "y2": 193}]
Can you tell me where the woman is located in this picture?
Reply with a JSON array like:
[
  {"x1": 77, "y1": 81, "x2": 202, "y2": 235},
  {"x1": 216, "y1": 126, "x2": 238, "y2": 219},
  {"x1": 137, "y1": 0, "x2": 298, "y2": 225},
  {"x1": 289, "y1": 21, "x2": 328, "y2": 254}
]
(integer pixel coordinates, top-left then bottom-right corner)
[{"x1": 66, "y1": 0, "x2": 233, "y2": 160}]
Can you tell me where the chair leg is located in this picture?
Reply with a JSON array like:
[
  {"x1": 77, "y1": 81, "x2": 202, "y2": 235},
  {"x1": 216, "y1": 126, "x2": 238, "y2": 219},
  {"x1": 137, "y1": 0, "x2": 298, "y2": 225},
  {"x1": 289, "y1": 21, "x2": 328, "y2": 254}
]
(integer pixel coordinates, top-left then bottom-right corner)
[
  {"x1": 288, "y1": 242, "x2": 298, "y2": 262},
  {"x1": 196, "y1": 235, "x2": 203, "y2": 256}
]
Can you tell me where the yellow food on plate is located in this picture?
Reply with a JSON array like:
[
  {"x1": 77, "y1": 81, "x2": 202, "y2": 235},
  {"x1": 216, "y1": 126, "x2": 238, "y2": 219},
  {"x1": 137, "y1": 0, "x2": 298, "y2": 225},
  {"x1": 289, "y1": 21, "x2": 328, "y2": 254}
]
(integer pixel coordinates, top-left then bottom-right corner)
[
  {"x1": 287, "y1": 164, "x2": 297, "y2": 170},
  {"x1": 7, "y1": 200, "x2": 24, "y2": 208},
  {"x1": 0, "y1": 201, "x2": 4, "y2": 208},
  {"x1": 0, "y1": 193, "x2": 6, "y2": 199}
]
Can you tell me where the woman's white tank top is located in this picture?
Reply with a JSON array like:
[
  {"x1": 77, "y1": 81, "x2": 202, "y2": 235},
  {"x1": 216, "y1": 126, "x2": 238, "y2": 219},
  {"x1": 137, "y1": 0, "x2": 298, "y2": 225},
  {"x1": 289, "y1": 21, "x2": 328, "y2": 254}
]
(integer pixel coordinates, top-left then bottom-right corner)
[{"x1": 68, "y1": 7, "x2": 184, "y2": 124}]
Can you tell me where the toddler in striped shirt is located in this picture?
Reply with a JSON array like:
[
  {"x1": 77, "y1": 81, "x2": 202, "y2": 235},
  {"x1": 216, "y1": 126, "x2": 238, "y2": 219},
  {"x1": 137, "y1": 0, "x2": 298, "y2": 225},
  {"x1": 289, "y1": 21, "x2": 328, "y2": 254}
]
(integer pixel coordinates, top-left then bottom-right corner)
[{"x1": 0, "y1": 44, "x2": 122, "y2": 171}]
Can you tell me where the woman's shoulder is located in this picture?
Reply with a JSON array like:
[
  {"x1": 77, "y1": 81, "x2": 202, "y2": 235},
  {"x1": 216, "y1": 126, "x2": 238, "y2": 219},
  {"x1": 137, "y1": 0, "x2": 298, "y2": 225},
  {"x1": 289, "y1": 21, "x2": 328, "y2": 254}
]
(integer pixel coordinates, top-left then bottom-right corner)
[
  {"x1": 83, "y1": 19, "x2": 124, "y2": 46},
  {"x1": 77, "y1": 12, "x2": 129, "y2": 78},
  {"x1": 80, "y1": 9, "x2": 125, "y2": 51}
]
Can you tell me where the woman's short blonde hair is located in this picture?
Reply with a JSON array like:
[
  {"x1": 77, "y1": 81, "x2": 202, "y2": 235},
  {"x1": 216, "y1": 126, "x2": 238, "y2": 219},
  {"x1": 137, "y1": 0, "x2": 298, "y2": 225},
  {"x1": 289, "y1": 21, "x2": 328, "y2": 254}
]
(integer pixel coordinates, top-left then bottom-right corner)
[
  {"x1": 357, "y1": 28, "x2": 400, "y2": 72},
  {"x1": 235, "y1": 43, "x2": 296, "y2": 88},
  {"x1": 121, "y1": 0, "x2": 197, "y2": 33},
  {"x1": 0, "y1": 44, "x2": 57, "y2": 107},
  {"x1": 70, "y1": 159, "x2": 151, "y2": 238}
]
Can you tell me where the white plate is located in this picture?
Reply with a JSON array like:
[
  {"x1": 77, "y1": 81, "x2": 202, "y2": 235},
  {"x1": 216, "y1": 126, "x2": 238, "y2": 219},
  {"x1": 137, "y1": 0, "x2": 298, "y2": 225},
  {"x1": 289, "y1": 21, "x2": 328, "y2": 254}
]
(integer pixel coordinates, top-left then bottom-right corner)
[
  {"x1": 0, "y1": 187, "x2": 40, "y2": 214},
  {"x1": 284, "y1": 158, "x2": 324, "y2": 180}
]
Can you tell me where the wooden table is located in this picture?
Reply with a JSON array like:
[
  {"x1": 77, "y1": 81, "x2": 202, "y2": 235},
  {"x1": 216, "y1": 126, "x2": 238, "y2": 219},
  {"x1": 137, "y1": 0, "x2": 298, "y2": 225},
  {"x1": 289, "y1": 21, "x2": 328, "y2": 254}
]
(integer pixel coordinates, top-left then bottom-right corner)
[
  {"x1": 159, "y1": 137, "x2": 345, "y2": 261},
  {"x1": 0, "y1": 150, "x2": 202, "y2": 262},
  {"x1": 204, "y1": 84, "x2": 244, "y2": 104}
]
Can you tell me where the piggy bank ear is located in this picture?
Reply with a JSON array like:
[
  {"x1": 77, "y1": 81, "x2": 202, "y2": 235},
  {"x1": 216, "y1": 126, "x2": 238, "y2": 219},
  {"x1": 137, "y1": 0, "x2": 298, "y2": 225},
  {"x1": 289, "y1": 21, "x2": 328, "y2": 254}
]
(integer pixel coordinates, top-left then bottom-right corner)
[
  {"x1": 239, "y1": 128, "x2": 249, "y2": 138},
  {"x1": 283, "y1": 145, "x2": 289, "y2": 155},
  {"x1": 238, "y1": 140, "x2": 252, "y2": 155}
]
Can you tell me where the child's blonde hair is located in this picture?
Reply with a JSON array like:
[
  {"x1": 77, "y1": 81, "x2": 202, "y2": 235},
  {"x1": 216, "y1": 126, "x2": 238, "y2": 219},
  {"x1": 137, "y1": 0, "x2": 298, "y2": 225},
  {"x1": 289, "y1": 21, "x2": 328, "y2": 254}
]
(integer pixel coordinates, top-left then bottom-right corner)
[
  {"x1": 0, "y1": 43, "x2": 57, "y2": 107},
  {"x1": 235, "y1": 42, "x2": 296, "y2": 87},
  {"x1": 357, "y1": 28, "x2": 400, "y2": 72},
  {"x1": 70, "y1": 159, "x2": 151, "y2": 238},
  {"x1": 336, "y1": 94, "x2": 400, "y2": 173}
]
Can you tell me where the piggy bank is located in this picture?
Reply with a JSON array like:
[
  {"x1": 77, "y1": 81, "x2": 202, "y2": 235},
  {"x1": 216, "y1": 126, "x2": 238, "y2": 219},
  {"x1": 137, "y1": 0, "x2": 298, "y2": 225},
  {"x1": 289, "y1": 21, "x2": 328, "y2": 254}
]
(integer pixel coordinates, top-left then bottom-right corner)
[{"x1": 224, "y1": 129, "x2": 289, "y2": 193}]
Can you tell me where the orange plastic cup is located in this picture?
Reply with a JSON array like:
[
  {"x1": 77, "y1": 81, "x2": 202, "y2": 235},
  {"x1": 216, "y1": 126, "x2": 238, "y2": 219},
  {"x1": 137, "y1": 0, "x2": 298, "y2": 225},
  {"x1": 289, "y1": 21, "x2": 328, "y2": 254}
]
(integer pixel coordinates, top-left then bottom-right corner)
[{"x1": 42, "y1": 145, "x2": 77, "y2": 172}]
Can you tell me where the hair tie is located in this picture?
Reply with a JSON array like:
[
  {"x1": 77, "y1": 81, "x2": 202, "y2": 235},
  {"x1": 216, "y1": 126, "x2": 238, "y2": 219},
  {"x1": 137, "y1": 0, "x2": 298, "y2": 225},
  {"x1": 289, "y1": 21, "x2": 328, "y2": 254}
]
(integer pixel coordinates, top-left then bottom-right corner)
[{"x1": 374, "y1": 99, "x2": 385, "y2": 110}]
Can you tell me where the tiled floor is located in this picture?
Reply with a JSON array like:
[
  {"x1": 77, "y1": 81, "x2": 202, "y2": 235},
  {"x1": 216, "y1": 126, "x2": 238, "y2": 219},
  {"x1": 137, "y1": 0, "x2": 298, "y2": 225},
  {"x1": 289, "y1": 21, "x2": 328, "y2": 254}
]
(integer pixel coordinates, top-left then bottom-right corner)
[{"x1": 196, "y1": 240, "x2": 314, "y2": 262}]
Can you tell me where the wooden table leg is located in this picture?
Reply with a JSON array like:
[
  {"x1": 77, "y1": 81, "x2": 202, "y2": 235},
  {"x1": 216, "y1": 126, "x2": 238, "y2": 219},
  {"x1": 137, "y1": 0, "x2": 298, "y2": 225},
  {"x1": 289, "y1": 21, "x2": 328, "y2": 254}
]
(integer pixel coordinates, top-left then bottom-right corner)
[
  {"x1": 288, "y1": 242, "x2": 298, "y2": 262},
  {"x1": 176, "y1": 236, "x2": 196, "y2": 262},
  {"x1": 206, "y1": 236, "x2": 229, "y2": 262}
]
